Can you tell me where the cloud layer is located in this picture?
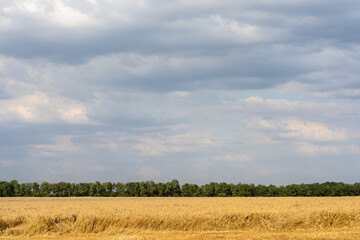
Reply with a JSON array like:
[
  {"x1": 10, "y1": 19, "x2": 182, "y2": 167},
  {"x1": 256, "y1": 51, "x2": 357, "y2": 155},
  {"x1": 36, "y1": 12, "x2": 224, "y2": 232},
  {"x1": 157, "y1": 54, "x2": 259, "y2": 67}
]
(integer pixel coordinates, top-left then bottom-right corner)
[{"x1": 0, "y1": 0, "x2": 359, "y2": 184}]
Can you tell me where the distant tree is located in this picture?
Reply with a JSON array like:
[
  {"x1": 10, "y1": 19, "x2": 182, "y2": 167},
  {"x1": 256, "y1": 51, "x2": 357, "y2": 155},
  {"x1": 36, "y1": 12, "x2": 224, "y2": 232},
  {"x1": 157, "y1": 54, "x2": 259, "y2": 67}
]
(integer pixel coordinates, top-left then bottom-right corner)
[
  {"x1": 238, "y1": 183, "x2": 254, "y2": 197},
  {"x1": 78, "y1": 183, "x2": 90, "y2": 196},
  {"x1": 166, "y1": 179, "x2": 181, "y2": 197},
  {"x1": 231, "y1": 183, "x2": 241, "y2": 197},
  {"x1": 146, "y1": 180, "x2": 158, "y2": 196},
  {"x1": 255, "y1": 184, "x2": 268, "y2": 196},
  {"x1": 40, "y1": 182, "x2": 51, "y2": 197},
  {"x1": 203, "y1": 182, "x2": 217, "y2": 197},
  {"x1": 103, "y1": 182, "x2": 114, "y2": 197},
  {"x1": 268, "y1": 184, "x2": 279, "y2": 197},
  {"x1": 215, "y1": 182, "x2": 231, "y2": 197},
  {"x1": 196, "y1": 185, "x2": 205, "y2": 197},
  {"x1": 2, "y1": 180, "x2": 360, "y2": 197},
  {"x1": 139, "y1": 182, "x2": 149, "y2": 197},
  {"x1": 181, "y1": 183, "x2": 199, "y2": 197},
  {"x1": 95, "y1": 181, "x2": 106, "y2": 196},
  {"x1": 285, "y1": 184, "x2": 300, "y2": 196},
  {"x1": 353, "y1": 183, "x2": 360, "y2": 196},
  {"x1": 89, "y1": 183, "x2": 97, "y2": 196},
  {"x1": 125, "y1": 182, "x2": 140, "y2": 196},
  {"x1": 10, "y1": 180, "x2": 20, "y2": 196},
  {"x1": 156, "y1": 183, "x2": 167, "y2": 196},
  {"x1": 51, "y1": 182, "x2": 68, "y2": 197},
  {"x1": 0, "y1": 182, "x2": 14, "y2": 197},
  {"x1": 32, "y1": 182, "x2": 40, "y2": 197},
  {"x1": 114, "y1": 182, "x2": 125, "y2": 196},
  {"x1": 19, "y1": 183, "x2": 32, "y2": 197}
]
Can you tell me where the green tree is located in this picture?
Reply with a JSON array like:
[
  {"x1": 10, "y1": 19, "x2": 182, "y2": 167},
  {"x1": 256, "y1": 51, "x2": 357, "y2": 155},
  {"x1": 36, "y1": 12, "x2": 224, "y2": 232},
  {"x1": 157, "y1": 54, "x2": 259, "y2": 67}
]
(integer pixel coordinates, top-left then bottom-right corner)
[
  {"x1": 40, "y1": 182, "x2": 51, "y2": 197},
  {"x1": 0, "y1": 182, "x2": 14, "y2": 197},
  {"x1": 268, "y1": 184, "x2": 279, "y2": 196},
  {"x1": 32, "y1": 182, "x2": 40, "y2": 197},
  {"x1": 103, "y1": 182, "x2": 114, "y2": 197},
  {"x1": 114, "y1": 182, "x2": 125, "y2": 196},
  {"x1": 10, "y1": 180, "x2": 20, "y2": 196},
  {"x1": 203, "y1": 182, "x2": 217, "y2": 197},
  {"x1": 89, "y1": 183, "x2": 97, "y2": 196},
  {"x1": 215, "y1": 182, "x2": 231, "y2": 197},
  {"x1": 181, "y1": 183, "x2": 199, "y2": 197},
  {"x1": 166, "y1": 179, "x2": 181, "y2": 197},
  {"x1": 95, "y1": 181, "x2": 106, "y2": 196},
  {"x1": 146, "y1": 181, "x2": 158, "y2": 196},
  {"x1": 125, "y1": 182, "x2": 140, "y2": 196},
  {"x1": 156, "y1": 183, "x2": 167, "y2": 196}
]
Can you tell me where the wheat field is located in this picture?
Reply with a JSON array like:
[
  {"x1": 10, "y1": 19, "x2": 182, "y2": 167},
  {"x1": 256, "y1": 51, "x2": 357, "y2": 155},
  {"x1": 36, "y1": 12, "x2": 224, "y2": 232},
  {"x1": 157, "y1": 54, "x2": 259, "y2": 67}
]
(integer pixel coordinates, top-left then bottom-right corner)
[{"x1": 1, "y1": 197, "x2": 360, "y2": 239}]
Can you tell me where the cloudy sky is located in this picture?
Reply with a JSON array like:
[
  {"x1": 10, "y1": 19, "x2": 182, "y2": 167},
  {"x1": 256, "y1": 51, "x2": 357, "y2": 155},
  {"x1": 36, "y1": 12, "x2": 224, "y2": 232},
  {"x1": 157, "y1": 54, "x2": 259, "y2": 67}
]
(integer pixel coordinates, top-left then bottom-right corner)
[{"x1": 1, "y1": 0, "x2": 360, "y2": 185}]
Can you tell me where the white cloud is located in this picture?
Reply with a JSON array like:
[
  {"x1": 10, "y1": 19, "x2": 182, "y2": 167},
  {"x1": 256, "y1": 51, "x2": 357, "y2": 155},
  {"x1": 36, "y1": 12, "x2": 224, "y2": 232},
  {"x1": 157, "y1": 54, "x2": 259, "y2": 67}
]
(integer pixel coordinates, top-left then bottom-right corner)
[
  {"x1": 210, "y1": 15, "x2": 267, "y2": 43},
  {"x1": 296, "y1": 142, "x2": 342, "y2": 155},
  {"x1": 279, "y1": 120, "x2": 347, "y2": 141},
  {"x1": 132, "y1": 137, "x2": 182, "y2": 156},
  {"x1": 243, "y1": 132, "x2": 280, "y2": 145},
  {"x1": 3, "y1": 0, "x2": 97, "y2": 29},
  {"x1": 348, "y1": 145, "x2": 360, "y2": 155},
  {"x1": 132, "y1": 132, "x2": 214, "y2": 156},
  {"x1": 0, "y1": 15, "x2": 13, "y2": 30},
  {"x1": 49, "y1": 1, "x2": 95, "y2": 28},
  {"x1": 296, "y1": 142, "x2": 360, "y2": 156},
  {"x1": 244, "y1": 96, "x2": 264, "y2": 103},
  {"x1": 0, "y1": 92, "x2": 89, "y2": 124},
  {"x1": 58, "y1": 106, "x2": 88, "y2": 123},
  {"x1": 34, "y1": 135, "x2": 81, "y2": 156},
  {"x1": 95, "y1": 142, "x2": 119, "y2": 151},
  {"x1": 169, "y1": 91, "x2": 190, "y2": 97},
  {"x1": 214, "y1": 154, "x2": 251, "y2": 162},
  {"x1": 254, "y1": 119, "x2": 347, "y2": 142}
]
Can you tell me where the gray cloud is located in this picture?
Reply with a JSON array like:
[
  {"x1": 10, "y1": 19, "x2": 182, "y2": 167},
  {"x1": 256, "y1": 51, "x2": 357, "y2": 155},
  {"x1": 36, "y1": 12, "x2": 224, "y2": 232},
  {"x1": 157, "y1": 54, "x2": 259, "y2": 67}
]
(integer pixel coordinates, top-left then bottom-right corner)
[
  {"x1": 1, "y1": 0, "x2": 360, "y2": 184},
  {"x1": 1, "y1": 0, "x2": 359, "y2": 96}
]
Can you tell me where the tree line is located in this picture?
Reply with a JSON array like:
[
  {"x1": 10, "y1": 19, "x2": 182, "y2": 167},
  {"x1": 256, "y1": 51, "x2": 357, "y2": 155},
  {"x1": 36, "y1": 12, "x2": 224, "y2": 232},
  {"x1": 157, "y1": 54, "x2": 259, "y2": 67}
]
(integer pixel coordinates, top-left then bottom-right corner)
[{"x1": 1, "y1": 180, "x2": 360, "y2": 197}]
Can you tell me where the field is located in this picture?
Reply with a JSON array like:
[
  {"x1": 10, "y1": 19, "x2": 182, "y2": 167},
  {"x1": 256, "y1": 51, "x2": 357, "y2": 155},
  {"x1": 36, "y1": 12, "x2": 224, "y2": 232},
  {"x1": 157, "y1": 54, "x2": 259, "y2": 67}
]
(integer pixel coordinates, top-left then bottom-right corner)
[{"x1": 1, "y1": 197, "x2": 360, "y2": 239}]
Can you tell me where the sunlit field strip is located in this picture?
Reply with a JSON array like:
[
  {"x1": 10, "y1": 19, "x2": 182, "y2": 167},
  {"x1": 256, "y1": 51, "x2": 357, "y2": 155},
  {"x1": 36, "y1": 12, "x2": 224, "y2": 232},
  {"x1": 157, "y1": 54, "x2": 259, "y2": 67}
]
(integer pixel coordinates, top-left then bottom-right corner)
[{"x1": 1, "y1": 197, "x2": 360, "y2": 239}]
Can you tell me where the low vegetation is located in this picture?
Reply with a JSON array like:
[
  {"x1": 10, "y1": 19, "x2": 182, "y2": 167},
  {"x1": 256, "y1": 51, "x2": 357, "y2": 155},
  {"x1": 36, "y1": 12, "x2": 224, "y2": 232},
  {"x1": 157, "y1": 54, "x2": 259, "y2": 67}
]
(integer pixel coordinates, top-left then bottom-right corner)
[{"x1": 1, "y1": 180, "x2": 360, "y2": 197}]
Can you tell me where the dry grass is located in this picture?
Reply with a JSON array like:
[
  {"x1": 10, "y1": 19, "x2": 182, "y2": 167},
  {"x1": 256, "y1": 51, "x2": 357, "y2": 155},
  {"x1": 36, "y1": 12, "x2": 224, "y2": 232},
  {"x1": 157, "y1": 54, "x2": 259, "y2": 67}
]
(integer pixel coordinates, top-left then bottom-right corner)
[{"x1": 1, "y1": 197, "x2": 360, "y2": 239}]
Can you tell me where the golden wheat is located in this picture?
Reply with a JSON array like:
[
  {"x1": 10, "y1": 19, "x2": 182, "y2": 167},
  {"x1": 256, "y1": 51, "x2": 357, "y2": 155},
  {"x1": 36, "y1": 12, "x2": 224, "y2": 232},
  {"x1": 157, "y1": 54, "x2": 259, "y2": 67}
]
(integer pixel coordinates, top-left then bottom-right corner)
[{"x1": 1, "y1": 197, "x2": 360, "y2": 239}]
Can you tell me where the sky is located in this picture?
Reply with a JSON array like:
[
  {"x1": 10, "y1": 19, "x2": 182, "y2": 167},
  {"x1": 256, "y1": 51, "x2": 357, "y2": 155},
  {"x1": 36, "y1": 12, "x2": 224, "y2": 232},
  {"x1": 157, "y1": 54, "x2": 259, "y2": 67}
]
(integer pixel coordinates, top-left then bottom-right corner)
[{"x1": 0, "y1": 0, "x2": 360, "y2": 185}]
